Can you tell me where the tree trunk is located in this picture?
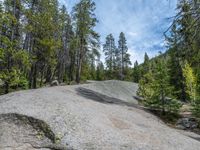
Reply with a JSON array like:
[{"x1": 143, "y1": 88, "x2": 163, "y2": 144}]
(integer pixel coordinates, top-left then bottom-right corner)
[
  {"x1": 4, "y1": 81, "x2": 9, "y2": 94},
  {"x1": 76, "y1": 59, "x2": 82, "y2": 84},
  {"x1": 40, "y1": 66, "x2": 44, "y2": 87},
  {"x1": 161, "y1": 89, "x2": 165, "y2": 115},
  {"x1": 181, "y1": 73, "x2": 187, "y2": 102},
  {"x1": 76, "y1": 40, "x2": 83, "y2": 84},
  {"x1": 29, "y1": 65, "x2": 34, "y2": 88},
  {"x1": 46, "y1": 66, "x2": 52, "y2": 83},
  {"x1": 33, "y1": 63, "x2": 37, "y2": 89},
  {"x1": 121, "y1": 50, "x2": 124, "y2": 80}
]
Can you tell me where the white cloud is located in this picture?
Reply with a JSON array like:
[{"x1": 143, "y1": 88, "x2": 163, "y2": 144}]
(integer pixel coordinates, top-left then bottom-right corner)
[
  {"x1": 94, "y1": 0, "x2": 177, "y2": 63},
  {"x1": 60, "y1": 0, "x2": 178, "y2": 65},
  {"x1": 127, "y1": 32, "x2": 138, "y2": 38}
]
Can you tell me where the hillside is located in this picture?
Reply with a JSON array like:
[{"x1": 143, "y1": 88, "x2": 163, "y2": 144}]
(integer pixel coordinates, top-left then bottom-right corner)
[{"x1": 0, "y1": 80, "x2": 200, "y2": 150}]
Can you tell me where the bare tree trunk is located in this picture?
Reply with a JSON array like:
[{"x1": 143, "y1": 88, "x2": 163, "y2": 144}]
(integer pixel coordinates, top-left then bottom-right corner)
[
  {"x1": 40, "y1": 66, "x2": 45, "y2": 87},
  {"x1": 4, "y1": 81, "x2": 9, "y2": 94},
  {"x1": 76, "y1": 57, "x2": 81, "y2": 83},
  {"x1": 76, "y1": 41, "x2": 83, "y2": 84},
  {"x1": 29, "y1": 65, "x2": 34, "y2": 88},
  {"x1": 33, "y1": 63, "x2": 37, "y2": 89},
  {"x1": 121, "y1": 49, "x2": 124, "y2": 80},
  {"x1": 161, "y1": 88, "x2": 165, "y2": 115},
  {"x1": 46, "y1": 65, "x2": 52, "y2": 83}
]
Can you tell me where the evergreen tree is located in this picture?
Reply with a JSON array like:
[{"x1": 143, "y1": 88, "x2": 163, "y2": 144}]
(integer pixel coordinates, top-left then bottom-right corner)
[
  {"x1": 103, "y1": 34, "x2": 116, "y2": 78},
  {"x1": 0, "y1": 0, "x2": 101, "y2": 94},
  {"x1": 72, "y1": 0, "x2": 100, "y2": 83},
  {"x1": 22, "y1": 0, "x2": 60, "y2": 88},
  {"x1": 143, "y1": 52, "x2": 150, "y2": 75},
  {"x1": 167, "y1": 24, "x2": 187, "y2": 101},
  {"x1": 166, "y1": 0, "x2": 200, "y2": 101},
  {"x1": 132, "y1": 60, "x2": 140, "y2": 83},
  {"x1": 138, "y1": 56, "x2": 181, "y2": 114},
  {"x1": 56, "y1": 5, "x2": 73, "y2": 83},
  {"x1": 118, "y1": 32, "x2": 129, "y2": 80},
  {"x1": 0, "y1": 2, "x2": 29, "y2": 93},
  {"x1": 87, "y1": 48, "x2": 100, "y2": 80},
  {"x1": 96, "y1": 61, "x2": 104, "y2": 81}
]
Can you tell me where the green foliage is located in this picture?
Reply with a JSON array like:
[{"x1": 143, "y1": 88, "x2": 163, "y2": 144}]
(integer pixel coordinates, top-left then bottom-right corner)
[
  {"x1": 182, "y1": 62, "x2": 197, "y2": 101},
  {"x1": 72, "y1": 0, "x2": 100, "y2": 83},
  {"x1": 103, "y1": 33, "x2": 131, "y2": 80},
  {"x1": 138, "y1": 57, "x2": 182, "y2": 114},
  {"x1": 96, "y1": 62, "x2": 104, "y2": 81},
  {"x1": 0, "y1": 8, "x2": 30, "y2": 93},
  {"x1": 118, "y1": 32, "x2": 131, "y2": 79},
  {"x1": 137, "y1": 72, "x2": 155, "y2": 99},
  {"x1": 132, "y1": 61, "x2": 140, "y2": 83},
  {"x1": 165, "y1": 0, "x2": 200, "y2": 102},
  {"x1": 136, "y1": 0, "x2": 200, "y2": 118},
  {"x1": 0, "y1": 69, "x2": 28, "y2": 90},
  {"x1": 192, "y1": 99, "x2": 200, "y2": 118},
  {"x1": 17, "y1": 76, "x2": 29, "y2": 89},
  {"x1": 103, "y1": 34, "x2": 116, "y2": 76},
  {"x1": 142, "y1": 52, "x2": 150, "y2": 75}
]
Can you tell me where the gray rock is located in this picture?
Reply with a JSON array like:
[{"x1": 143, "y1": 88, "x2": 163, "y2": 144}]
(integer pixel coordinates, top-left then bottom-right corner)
[
  {"x1": 1, "y1": 80, "x2": 200, "y2": 150},
  {"x1": 51, "y1": 80, "x2": 59, "y2": 86},
  {"x1": 176, "y1": 124, "x2": 186, "y2": 130},
  {"x1": 176, "y1": 117, "x2": 198, "y2": 129}
]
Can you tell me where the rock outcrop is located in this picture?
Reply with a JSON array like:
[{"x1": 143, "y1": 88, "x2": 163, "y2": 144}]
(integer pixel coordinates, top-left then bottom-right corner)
[{"x1": 0, "y1": 80, "x2": 200, "y2": 150}]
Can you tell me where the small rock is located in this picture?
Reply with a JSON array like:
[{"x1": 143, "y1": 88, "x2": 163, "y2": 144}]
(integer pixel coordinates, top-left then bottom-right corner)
[
  {"x1": 176, "y1": 124, "x2": 186, "y2": 130},
  {"x1": 176, "y1": 117, "x2": 198, "y2": 130},
  {"x1": 51, "y1": 80, "x2": 59, "y2": 86}
]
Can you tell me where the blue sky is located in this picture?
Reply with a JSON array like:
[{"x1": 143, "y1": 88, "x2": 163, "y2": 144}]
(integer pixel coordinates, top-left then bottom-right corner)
[{"x1": 60, "y1": 0, "x2": 178, "y2": 64}]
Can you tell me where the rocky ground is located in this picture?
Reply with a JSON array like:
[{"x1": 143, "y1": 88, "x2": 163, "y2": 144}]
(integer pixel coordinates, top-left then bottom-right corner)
[{"x1": 0, "y1": 80, "x2": 200, "y2": 150}]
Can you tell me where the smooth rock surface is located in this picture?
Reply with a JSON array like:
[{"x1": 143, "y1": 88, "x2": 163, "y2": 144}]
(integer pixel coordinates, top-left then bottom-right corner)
[{"x1": 0, "y1": 80, "x2": 200, "y2": 150}]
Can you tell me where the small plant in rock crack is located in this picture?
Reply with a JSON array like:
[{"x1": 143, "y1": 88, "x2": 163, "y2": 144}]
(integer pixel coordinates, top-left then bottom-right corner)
[
  {"x1": 36, "y1": 131, "x2": 45, "y2": 140},
  {"x1": 55, "y1": 133, "x2": 63, "y2": 144}
]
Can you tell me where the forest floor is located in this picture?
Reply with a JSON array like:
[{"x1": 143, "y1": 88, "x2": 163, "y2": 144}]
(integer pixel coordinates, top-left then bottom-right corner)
[{"x1": 0, "y1": 80, "x2": 200, "y2": 150}]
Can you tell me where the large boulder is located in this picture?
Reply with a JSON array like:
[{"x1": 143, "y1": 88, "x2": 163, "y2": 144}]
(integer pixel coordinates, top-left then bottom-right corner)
[{"x1": 1, "y1": 81, "x2": 200, "y2": 150}]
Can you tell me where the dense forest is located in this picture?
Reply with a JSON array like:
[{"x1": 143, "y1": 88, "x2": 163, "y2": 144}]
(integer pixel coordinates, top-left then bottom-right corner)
[
  {"x1": 135, "y1": 0, "x2": 200, "y2": 117},
  {"x1": 0, "y1": 0, "x2": 200, "y2": 117},
  {"x1": 0, "y1": 0, "x2": 132, "y2": 94}
]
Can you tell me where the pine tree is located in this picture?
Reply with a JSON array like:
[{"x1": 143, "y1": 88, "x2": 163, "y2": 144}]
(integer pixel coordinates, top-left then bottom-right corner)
[
  {"x1": 96, "y1": 61, "x2": 104, "y2": 81},
  {"x1": 103, "y1": 34, "x2": 116, "y2": 78},
  {"x1": 72, "y1": 0, "x2": 99, "y2": 83},
  {"x1": 143, "y1": 52, "x2": 150, "y2": 75},
  {"x1": 118, "y1": 32, "x2": 128, "y2": 80},
  {"x1": 138, "y1": 56, "x2": 181, "y2": 114},
  {"x1": 0, "y1": 0, "x2": 102, "y2": 94},
  {"x1": 118, "y1": 32, "x2": 131, "y2": 80},
  {"x1": 56, "y1": 5, "x2": 73, "y2": 83},
  {"x1": 88, "y1": 48, "x2": 100, "y2": 80},
  {"x1": 167, "y1": 24, "x2": 187, "y2": 101},
  {"x1": 21, "y1": 0, "x2": 59, "y2": 88},
  {"x1": 0, "y1": 2, "x2": 29, "y2": 93},
  {"x1": 133, "y1": 61, "x2": 140, "y2": 83},
  {"x1": 166, "y1": 0, "x2": 199, "y2": 101}
]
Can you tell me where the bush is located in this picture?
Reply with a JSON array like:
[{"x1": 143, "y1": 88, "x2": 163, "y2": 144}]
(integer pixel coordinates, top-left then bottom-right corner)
[
  {"x1": 192, "y1": 98, "x2": 200, "y2": 118},
  {"x1": 18, "y1": 76, "x2": 29, "y2": 89}
]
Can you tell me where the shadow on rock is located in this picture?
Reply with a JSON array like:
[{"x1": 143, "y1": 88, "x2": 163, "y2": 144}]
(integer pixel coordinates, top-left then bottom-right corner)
[{"x1": 76, "y1": 87, "x2": 140, "y2": 109}]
